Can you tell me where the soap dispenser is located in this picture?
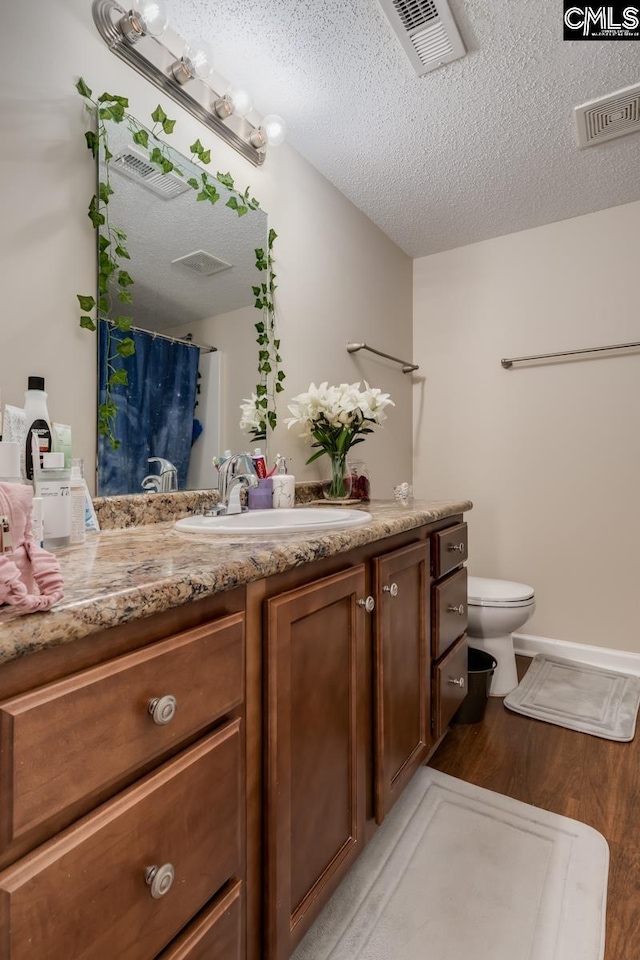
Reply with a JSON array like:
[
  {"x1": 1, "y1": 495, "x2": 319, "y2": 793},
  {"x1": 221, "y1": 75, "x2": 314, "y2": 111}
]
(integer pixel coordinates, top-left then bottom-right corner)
[{"x1": 272, "y1": 455, "x2": 295, "y2": 509}]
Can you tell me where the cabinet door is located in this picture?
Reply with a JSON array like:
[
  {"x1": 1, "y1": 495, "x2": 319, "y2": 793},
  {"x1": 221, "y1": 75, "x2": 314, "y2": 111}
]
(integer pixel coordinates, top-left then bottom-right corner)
[
  {"x1": 265, "y1": 566, "x2": 368, "y2": 960},
  {"x1": 373, "y1": 541, "x2": 431, "y2": 824}
]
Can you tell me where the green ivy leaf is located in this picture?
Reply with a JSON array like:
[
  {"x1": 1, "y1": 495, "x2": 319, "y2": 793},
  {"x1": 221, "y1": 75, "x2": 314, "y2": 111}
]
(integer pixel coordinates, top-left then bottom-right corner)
[
  {"x1": 196, "y1": 190, "x2": 209, "y2": 202},
  {"x1": 277, "y1": 370, "x2": 285, "y2": 381},
  {"x1": 104, "y1": 145, "x2": 113, "y2": 161},
  {"x1": 267, "y1": 410, "x2": 277, "y2": 429},
  {"x1": 98, "y1": 235, "x2": 111, "y2": 253},
  {"x1": 113, "y1": 226, "x2": 127, "y2": 239},
  {"x1": 132, "y1": 128, "x2": 149, "y2": 148},
  {"x1": 275, "y1": 382, "x2": 284, "y2": 393},
  {"x1": 114, "y1": 315, "x2": 133, "y2": 331},
  {"x1": 216, "y1": 172, "x2": 234, "y2": 189},
  {"x1": 254, "y1": 321, "x2": 265, "y2": 332},
  {"x1": 98, "y1": 181, "x2": 114, "y2": 204},
  {"x1": 118, "y1": 270, "x2": 134, "y2": 287},
  {"x1": 161, "y1": 158, "x2": 174, "y2": 174},
  {"x1": 77, "y1": 294, "x2": 96, "y2": 311},
  {"x1": 149, "y1": 146, "x2": 164, "y2": 166},
  {"x1": 117, "y1": 289, "x2": 133, "y2": 303},
  {"x1": 187, "y1": 177, "x2": 199, "y2": 190},
  {"x1": 115, "y1": 244, "x2": 130, "y2": 259},
  {"x1": 151, "y1": 105, "x2": 167, "y2": 124},
  {"x1": 262, "y1": 362, "x2": 272, "y2": 373},
  {"x1": 88, "y1": 196, "x2": 105, "y2": 227},
  {"x1": 254, "y1": 299, "x2": 263, "y2": 309},
  {"x1": 199, "y1": 149, "x2": 211, "y2": 164},
  {"x1": 268, "y1": 228, "x2": 278, "y2": 247},
  {"x1": 116, "y1": 337, "x2": 135, "y2": 358},
  {"x1": 162, "y1": 118, "x2": 176, "y2": 134},
  {"x1": 190, "y1": 138, "x2": 204, "y2": 156},
  {"x1": 109, "y1": 368, "x2": 129, "y2": 386},
  {"x1": 75, "y1": 77, "x2": 93, "y2": 99},
  {"x1": 79, "y1": 316, "x2": 97, "y2": 331},
  {"x1": 256, "y1": 384, "x2": 267, "y2": 396},
  {"x1": 84, "y1": 131, "x2": 97, "y2": 156},
  {"x1": 99, "y1": 295, "x2": 109, "y2": 312},
  {"x1": 98, "y1": 93, "x2": 129, "y2": 106}
]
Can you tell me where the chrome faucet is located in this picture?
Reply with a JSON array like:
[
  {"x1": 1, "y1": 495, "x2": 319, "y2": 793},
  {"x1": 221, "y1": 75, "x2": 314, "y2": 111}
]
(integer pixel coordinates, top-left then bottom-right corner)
[
  {"x1": 141, "y1": 457, "x2": 178, "y2": 493},
  {"x1": 217, "y1": 453, "x2": 259, "y2": 515}
]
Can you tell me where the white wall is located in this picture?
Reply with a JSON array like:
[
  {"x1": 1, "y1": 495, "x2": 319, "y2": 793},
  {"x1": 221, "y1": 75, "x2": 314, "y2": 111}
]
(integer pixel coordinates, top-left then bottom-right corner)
[
  {"x1": 413, "y1": 200, "x2": 640, "y2": 653},
  {"x1": 0, "y1": 0, "x2": 412, "y2": 497}
]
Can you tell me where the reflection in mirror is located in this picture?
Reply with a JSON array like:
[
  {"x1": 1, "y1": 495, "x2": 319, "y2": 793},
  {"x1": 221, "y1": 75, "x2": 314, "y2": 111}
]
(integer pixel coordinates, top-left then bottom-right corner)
[{"x1": 97, "y1": 117, "x2": 269, "y2": 495}]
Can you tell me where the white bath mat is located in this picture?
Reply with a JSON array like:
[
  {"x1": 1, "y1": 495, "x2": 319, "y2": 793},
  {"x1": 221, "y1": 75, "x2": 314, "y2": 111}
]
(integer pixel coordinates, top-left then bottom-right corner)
[
  {"x1": 504, "y1": 654, "x2": 640, "y2": 741},
  {"x1": 292, "y1": 767, "x2": 608, "y2": 960}
]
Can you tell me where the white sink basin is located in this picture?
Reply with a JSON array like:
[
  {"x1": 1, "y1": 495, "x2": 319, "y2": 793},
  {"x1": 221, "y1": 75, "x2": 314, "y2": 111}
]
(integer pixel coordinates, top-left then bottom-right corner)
[{"x1": 174, "y1": 507, "x2": 372, "y2": 535}]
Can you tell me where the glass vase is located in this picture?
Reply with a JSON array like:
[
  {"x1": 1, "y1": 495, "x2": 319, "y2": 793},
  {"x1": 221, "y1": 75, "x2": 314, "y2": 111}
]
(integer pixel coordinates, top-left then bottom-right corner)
[{"x1": 322, "y1": 452, "x2": 353, "y2": 501}]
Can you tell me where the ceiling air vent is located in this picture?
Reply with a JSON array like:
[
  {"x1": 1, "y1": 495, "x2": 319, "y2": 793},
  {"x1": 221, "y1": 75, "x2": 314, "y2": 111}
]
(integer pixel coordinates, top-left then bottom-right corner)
[
  {"x1": 112, "y1": 148, "x2": 190, "y2": 199},
  {"x1": 575, "y1": 83, "x2": 640, "y2": 148},
  {"x1": 171, "y1": 250, "x2": 233, "y2": 276},
  {"x1": 376, "y1": 0, "x2": 466, "y2": 75}
]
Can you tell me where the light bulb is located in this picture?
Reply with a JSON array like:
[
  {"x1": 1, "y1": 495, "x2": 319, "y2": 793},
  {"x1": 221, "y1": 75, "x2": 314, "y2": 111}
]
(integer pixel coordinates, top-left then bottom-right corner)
[
  {"x1": 182, "y1": 39, "x2": 214, "y2": 79},
  {"x1": 132, "y1": 0, "x2": 168, "y2": 37},
  {"x1": 260, "y1": 114, "x2": 287, "y2": 147},
  {"x1": 226, "y1": 84, "x2": 253, "y2": 118}
]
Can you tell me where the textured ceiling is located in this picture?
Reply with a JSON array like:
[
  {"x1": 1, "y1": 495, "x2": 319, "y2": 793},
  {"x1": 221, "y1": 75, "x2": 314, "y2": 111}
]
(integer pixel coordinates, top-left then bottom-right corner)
[{"x1": 169, "y1": 0, "x2": 640, "y2": 257}]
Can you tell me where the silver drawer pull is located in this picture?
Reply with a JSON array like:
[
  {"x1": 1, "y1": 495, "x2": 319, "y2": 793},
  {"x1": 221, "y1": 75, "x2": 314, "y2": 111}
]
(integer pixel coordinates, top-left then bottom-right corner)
[
  {"x1": 358, "y1": 596, "x2": 375, "y2": 613},
  {"x1": 448, "y1": 542, "x2": 466, "y2": 553},
  {"x1": 447, "y1": 677, "x2": 465, "y2": 688},
  {"x1": 145, "y1": 863, "x2": 175, "y2": 899},
  {"x1": 382, "y1": 582, "x2": 399, "y2": 597},
  {"x1": 148, "y1": 695, "x2": 177, "y2": 725},
  {"x1": 447, "y1": 603, "x2": 465, "y2": 616}
]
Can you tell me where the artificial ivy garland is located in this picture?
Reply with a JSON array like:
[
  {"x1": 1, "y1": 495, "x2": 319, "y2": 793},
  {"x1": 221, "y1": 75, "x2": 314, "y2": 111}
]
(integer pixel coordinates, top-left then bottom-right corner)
[{"x1": 75, "y1": 77, "x2": 284, "y2": 447}]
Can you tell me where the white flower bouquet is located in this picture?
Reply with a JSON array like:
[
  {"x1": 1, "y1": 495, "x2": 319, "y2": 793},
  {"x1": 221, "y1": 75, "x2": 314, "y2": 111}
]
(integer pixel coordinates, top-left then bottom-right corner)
[{"x1": 285, "y1": 381, "x2": 394, "y2": 497}]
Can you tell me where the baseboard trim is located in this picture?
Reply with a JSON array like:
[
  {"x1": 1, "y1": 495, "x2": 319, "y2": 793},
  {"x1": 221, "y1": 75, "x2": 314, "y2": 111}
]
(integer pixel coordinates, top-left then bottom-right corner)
[{"x1": 513, "y1": 633, "x2": 640, "y2": 676}]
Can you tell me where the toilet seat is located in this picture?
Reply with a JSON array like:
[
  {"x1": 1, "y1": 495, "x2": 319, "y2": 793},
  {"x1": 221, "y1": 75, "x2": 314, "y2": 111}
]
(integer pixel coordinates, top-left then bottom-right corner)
[{"x1": 467, "y1": 576, "x2": 535, "y2": 608}]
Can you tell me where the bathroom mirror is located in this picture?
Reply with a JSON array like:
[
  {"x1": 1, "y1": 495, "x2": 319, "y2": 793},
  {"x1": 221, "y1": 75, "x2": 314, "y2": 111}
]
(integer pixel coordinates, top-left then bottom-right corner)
[{"x1": 96, "y1": 116, "x2": 269, "y2": 495}]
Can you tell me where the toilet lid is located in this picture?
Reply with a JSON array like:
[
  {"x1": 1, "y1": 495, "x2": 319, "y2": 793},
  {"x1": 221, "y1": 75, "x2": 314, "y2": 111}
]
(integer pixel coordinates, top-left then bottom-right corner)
[{"x1": 467, "y1": 576, "x2": 534, "y2": 604}]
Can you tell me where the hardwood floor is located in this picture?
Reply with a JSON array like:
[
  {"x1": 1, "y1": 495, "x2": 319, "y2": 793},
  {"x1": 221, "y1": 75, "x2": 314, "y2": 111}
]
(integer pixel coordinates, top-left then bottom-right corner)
[{"x1": 428, "y1": 657, "x2": 640, "y2": 960}]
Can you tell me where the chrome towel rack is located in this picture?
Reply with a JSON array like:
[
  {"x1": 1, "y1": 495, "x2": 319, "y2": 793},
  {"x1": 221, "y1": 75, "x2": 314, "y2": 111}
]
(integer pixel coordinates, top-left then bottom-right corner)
[
  {"x1": 347, "y1": 342, "x2": 419, "y2": 374},
  {"x1": 501, "y1": 340, "x2": 640, "y2": 369}
]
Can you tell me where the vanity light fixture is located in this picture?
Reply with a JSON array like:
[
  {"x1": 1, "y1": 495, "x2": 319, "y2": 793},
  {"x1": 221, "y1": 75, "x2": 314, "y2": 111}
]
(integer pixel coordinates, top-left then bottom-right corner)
[{"x1": 92, "y1": 0, "x2": 286, "y2": 166}]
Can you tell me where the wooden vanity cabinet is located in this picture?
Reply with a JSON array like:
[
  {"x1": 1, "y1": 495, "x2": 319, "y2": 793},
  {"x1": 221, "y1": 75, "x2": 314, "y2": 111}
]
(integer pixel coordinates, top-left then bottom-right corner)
[
  {"x1": 431, "y1": 523, "x2": 469, "y2": 737},
  {"x1": 0, "y1": 595, "x2": 248, "y2": 960},
  {"x1": 263, "y1": 566, "x2": 368, "y2": 960},
  {"x1": 373, "y1": 540, "x2": 431, "y2": 823}
]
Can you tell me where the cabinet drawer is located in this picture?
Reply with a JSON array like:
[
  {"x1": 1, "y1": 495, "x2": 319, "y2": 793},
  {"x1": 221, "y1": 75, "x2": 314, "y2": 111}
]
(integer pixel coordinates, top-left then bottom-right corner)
[
  {"x1": 0, "y1": 613, "x2": 244, "y2": 848},
  {"x1": 432, "y1": 522, "x2": 468, "y2": 579},
  {"x1": 433, "y1": 636, "x2": 468, "y2": 738},
  {"x1": 0, "y1": 721, "x2": 242, "y2": 960},
  {"x1": 432, "y1": 567, "x2": 468, "y2": 660},
  {"x1": 157, "y1": 881, "x2": 242, "y2": 960}
]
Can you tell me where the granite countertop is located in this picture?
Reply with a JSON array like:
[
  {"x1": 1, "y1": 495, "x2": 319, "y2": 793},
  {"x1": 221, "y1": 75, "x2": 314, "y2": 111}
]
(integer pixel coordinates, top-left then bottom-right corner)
[{"x1": 0, "y1": 499, "x2": 472, "y2": 666}]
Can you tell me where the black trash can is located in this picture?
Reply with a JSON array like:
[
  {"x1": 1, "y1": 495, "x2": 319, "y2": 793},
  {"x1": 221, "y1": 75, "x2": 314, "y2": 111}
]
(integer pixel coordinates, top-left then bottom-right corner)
[{"x1": 451, "y1": 647, "x2": 498, "y2": 725}]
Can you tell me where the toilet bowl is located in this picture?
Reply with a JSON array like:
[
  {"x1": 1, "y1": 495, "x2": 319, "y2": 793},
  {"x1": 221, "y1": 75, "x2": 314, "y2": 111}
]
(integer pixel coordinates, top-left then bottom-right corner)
[{"x1": 466, "y1": 576, "x2": 536, "y2": 697}]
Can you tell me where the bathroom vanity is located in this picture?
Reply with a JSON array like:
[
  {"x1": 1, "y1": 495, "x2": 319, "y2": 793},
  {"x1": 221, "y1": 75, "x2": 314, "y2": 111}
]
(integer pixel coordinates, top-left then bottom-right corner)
[{"x1": 0, "y1": 498, "x2": 470, "y2": 960}]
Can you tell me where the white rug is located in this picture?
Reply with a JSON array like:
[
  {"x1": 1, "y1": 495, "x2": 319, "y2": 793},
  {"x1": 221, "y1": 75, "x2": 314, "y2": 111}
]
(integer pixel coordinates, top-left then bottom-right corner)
[
  {"x1": 292, "y1": 768, "x2": 608, "y2": 960},
  {"x1": 504, "y1": 654, "x2": 640, "y2": 741}
]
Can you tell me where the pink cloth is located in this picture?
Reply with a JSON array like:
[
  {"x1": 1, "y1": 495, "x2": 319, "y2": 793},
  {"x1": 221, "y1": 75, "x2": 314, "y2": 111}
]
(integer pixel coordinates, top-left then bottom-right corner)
[{"x1": 0, "y1": 482, "x2": 64, "y2": 614}]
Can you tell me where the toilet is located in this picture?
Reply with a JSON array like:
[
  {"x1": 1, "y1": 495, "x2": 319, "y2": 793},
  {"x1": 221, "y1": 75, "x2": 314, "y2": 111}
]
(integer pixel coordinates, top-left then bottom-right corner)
[{"x1": 466, "y1": 576, "x2": 536, "y2": 697}]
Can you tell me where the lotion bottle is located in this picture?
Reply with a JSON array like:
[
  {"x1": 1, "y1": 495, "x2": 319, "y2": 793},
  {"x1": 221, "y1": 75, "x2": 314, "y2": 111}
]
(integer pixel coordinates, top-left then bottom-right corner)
[
  {"x1": 24, "y1": 376, "x2": 52, "y2": 481},
  {"x1": 272, "y1": 455, "x2": 295, "y2": 509},
  {"x1": 36, "y1": 452, "x2": 71, "y2": 549}
]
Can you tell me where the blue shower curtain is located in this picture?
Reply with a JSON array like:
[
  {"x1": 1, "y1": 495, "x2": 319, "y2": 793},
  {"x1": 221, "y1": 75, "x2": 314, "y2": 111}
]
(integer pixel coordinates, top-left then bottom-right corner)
[{"x1": 98, "y1": 321, "x2": 200, "y2": 495}]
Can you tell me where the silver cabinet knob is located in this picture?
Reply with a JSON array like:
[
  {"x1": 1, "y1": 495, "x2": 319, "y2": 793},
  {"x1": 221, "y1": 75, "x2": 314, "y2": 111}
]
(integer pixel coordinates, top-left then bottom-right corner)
[
  {"x1": 382, "y1": 582, "x2": 399, "y2": 597},
  {"x1": 448, "y1": 542, "x2": 466, "y2": 553},
  {"x1": 358, "y1": 596, "x2": 375, "y2": 613},
  {"x1": 145, "y1": 863, "x2": 175, "y2": 899},
  {"x1": 447, "y1": 603, "x2": 465, "y2": 616},
  {"x1": 447, "y1": 677, "x2": 465, "y2": 688},
  {"x1": 148, "y1": 695, "x2": 177, "y2": 725}
]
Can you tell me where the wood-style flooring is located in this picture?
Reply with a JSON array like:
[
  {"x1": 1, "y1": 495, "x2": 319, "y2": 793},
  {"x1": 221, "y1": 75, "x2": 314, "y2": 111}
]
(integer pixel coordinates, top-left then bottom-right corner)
[{"x1": 428, "y1": 657, "x2": 640, "y2": 960}]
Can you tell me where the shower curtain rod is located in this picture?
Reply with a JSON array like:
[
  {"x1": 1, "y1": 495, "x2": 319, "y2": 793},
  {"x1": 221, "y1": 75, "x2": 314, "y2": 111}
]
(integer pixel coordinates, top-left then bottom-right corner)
[
  {"x1": 501, "y1": 340, "x2": 640, "y2": 368},
  {"x1": 347, "y1": 341, "x2": 419, "y2": 374},
  {"x1": 105, "y1": 319, "x2": 216, "y2": 354}
]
